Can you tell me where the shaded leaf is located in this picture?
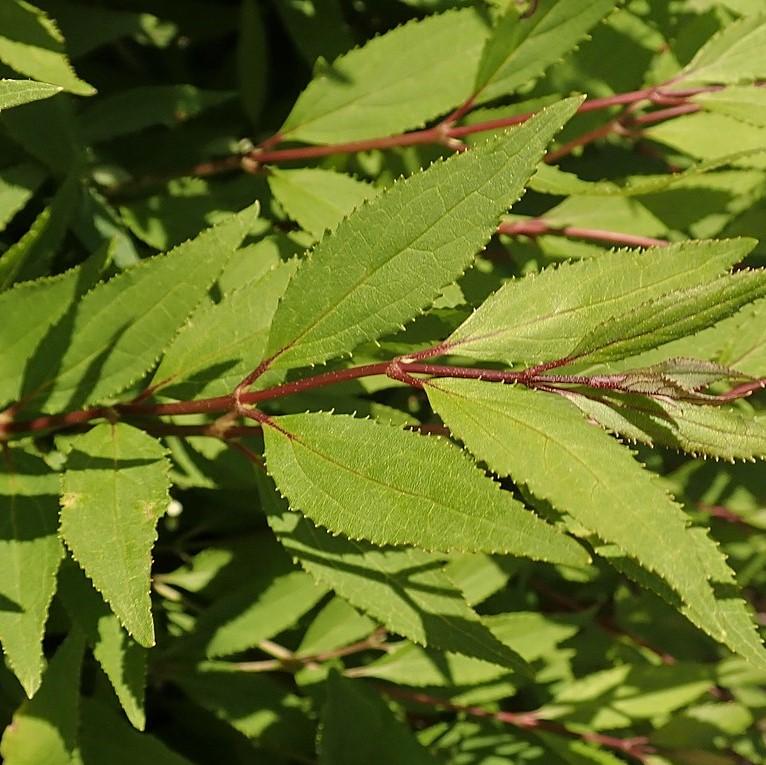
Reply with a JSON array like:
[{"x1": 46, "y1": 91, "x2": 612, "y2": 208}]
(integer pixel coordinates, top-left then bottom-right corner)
[
  {"x1": 58, "y1": 560, "x2": 146, "y2": 730},
  {"x1": 268, "y1": 167, "x2": 376, "y2": 239},
  {"x1": 0, "y1": 449, "x2": 64, "y2": 697},
  {"x1": 60, "y1": 423, "x2": 170, "y2": 647},
  {"x1": 0, "y1": 631, "x2": 83, "y2": 765},
  {"x1": 80, "y1": 85, "x2": 235, "y2": 143},
  {"x1": 297, "y1": 596, "x2": 375, "y2": 656},
  {"x1": 263, "y1": 412, "x2": 588, "y2": 564},
  {"x1": 0, "y1": 172, "x2": 80, "y2": 289},
  {"x1": 0, "y1": 162, "x2": 46, "y2": 233},
  {"x1": 173, "y1": 662, "x2": 315, "y2": 757},
  {"x1": 262, "y1": 475, "x2": 531, "y2": 671},
  {"x1": 79, "y1": 698, "x2": 192, "y2": 765},
  {"x1": 319, "y1": 672, "x2": 436, "y2": 764}
]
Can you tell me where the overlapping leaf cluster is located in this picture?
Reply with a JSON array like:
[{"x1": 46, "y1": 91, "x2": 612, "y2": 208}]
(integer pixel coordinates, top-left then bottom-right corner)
[{"x1": 0, "y1": 1, "x2": 765, "y2": 763}]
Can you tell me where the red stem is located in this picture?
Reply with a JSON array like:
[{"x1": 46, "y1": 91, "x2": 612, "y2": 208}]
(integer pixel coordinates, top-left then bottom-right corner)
[{"x1": 498, "y1": 220, "x2": 668, "y2": 249}]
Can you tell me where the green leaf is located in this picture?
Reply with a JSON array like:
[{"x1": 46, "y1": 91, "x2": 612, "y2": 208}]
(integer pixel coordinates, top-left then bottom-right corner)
[
  {"x1": 264, "y1": 99, "x2": 581, "y2": 371},
  {"x1": 0, "y1": 93, "x2": 84, "y2": 175},
  {"x1": 172, "y1": 663, "x2": 315, "y2": 757},
  {"x1": 79, "y1": 85, "x2": 235, "y2": 143},
  {"x1": 719, "y1": 298, "x2": 766, "y2": 376},
  {"x1": 319, "y1": 672, "x2": 436, "y2": 765},
  {"x1": 262, "y1": 476, "x2": 531, "y2": 671},
  {"x1": 0, "y1": 0, "x2": 95, "y2": 96},
  {"x1": 277, "y1": 9, "x2": 489, "y2": 144},
  {"x1": 570, "y1": 271, "x2": 766, "y2": 364},
  {"x1": 60, "y1": 423, "x2": 171, "y2": 647},
  {"x1": 268, "y1": 168, "x2": 377, "y2": 239},
  {"x1": 297, "y1": 597, "x2": 375, "y2": 656},
  {"x1": 445, "y1": 238, "x2": 756, "y2": 366},
  {"x1": 568, "y1": 392, "x2": 766, "y2": 461},
  {"x1": 263, "y1": 412, "x2": 588, "y2": 564},
  {"x1": 79, "y1": 698, "x2": 192, "y2": 765},
  {"x1": 358, "y1": 611, "x2": 578, "y2": 687},
  {"x1": 0, "y1": 172, "x2": 80, "y2": 289},
  {"x1": 153, "y1": 259, "x2": 297, "y2": 399},
  {"x1": 0, "y1": 246, "x2": 106, "y2": 408},
  {"x1": 474, "y1": 0, "x2": 617, "y2": 104},
  {"x1": 0, "y1": 78, "x2": 62, "y2": 111},
  {"x1": 540, "y1": 662, "x2": 712, "y2": 730},
  {"x1": 200, "y1": 569, "x2": 327, "y2": 658},
  {"x1": 693, "y1": 86, "x2": 766, "y2": 128},
  {"x1": 0, "y1": 631, "x2": 83, "y2": 765},
  {"x1": 0, "y1": 449, "x2": 64, "y2": 697},
  {"x1": 0, "y1": 162, "x2": 47, "y2": 233},
  {"x1": 24, "y1": 203, "x2": 258, "y2": 412},
  {"x1": 58, "y1": 560, "x2": 146, "y2": 730},
  {"x1": 426, "y1": 380, "x2": 766, "y2": 668},
  {"x1": 679, "y1": 14, "x2": 766, "y2": 85}
]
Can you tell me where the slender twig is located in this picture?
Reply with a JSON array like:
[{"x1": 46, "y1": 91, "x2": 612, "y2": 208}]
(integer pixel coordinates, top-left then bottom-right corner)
[
  {"x1": 2, "y1": 359, "x2": 761, "y2": 442},
  {"x1": 498, "y1": 220, "x2": 668, "y2": 249},
  {"x1": 380, "y1": 685, "x2": 655, "y2": 763}
]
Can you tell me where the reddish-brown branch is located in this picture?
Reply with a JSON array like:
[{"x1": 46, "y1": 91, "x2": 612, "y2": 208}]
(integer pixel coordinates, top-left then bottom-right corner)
[
  {"x1": 2, "y1": 359, "x2": 760, "y2": 442},
  {"x1": 498, "y1": 219, "x2": 668, "y2": 249},
  {"x1": 380, "y1": 685, "x2": 655, "y2": 763},
  {"x1": 230, "y1": 88, "x2": 661, "y2": 170}
]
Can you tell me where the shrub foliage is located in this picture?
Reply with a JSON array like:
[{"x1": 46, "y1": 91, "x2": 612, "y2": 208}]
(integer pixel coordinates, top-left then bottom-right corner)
[{"x1": 0, "y1": 1, "x2": 765, "y2": 763}]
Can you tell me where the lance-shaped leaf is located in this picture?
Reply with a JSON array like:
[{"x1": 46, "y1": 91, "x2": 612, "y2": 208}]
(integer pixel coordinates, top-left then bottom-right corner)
[
  {"x1": 693, "y1": 86, "x2": 766, "y2": 128},
  {"x1": 268, "y1": 168, "x2": 377, "y2": 239},
  {"x1": 0, "y1": 631, "x2": 83, "y2": 765},
  {"x1": 319, "y1": 672, "x2": 436, "y2": 765},
  {"x1": 0, "y1": 449, "x2": 64, "y2": 697},
  {"x1": 58, "y1": 560, "x2": 146, "y2": 730},
  {"x1": 24, "y1": 202, "x2": 258, "y2": 412},
  {"x1": 570, "y1": 271, "x2": 766, "y2": 364},
  {"x1": 444, "y1": 238, "x2": 756, "y2": 366},
  {"x1": 277, "y1": 9, "x2": 489, "y2": 144},
  {"x1": 474, "y1": 0, "x2": 616, "y2": 104},
  {"x1": 566, "y1": 391, "x2": 766, "y2": 461},
  {"x1": 263, "y1": 99, "x2": 581, "y2": 372},
  {"x1": 297, "y1": 597, "x2": 375, "y2": 656},
  {"x1": 0, "y1": 79, "x2": 62, "y2": 111},
  {"x1": 678, "y1": 14, "x2": 766, "y2": 86},
  {"x1": 153, "y1": 259, "x2": 296, "y2": 399},
  {"x1": 263, "y1": 412, "x2": 587, "y2": 564},
  {"x1": 426, "y1": 380, "x2": 766, "y2": 669},
  {"x1": 60, "y1": 423, "x2": 171, "y2": 647},
  {"x1": 0, "y1": 246, "x2": 105, "y2": 408},
  {"x1": 261, "y1": 474, "x2": 530, "y2": 671},
  {"x1": 0, "y1": 0, "x2": 95, "y2": 96}
]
